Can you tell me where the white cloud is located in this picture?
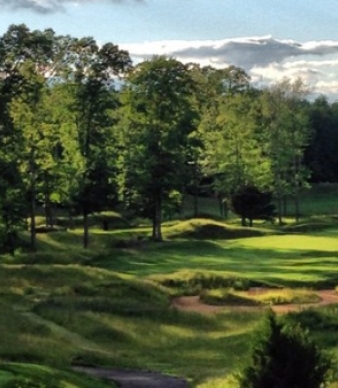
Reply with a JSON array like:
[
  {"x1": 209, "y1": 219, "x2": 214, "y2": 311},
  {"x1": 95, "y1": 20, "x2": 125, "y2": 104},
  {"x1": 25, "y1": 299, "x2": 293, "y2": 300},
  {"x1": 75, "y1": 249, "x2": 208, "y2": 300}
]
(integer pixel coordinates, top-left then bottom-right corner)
[{"x1": 121, "y1": 36, "x2": 338, "y2": 100}]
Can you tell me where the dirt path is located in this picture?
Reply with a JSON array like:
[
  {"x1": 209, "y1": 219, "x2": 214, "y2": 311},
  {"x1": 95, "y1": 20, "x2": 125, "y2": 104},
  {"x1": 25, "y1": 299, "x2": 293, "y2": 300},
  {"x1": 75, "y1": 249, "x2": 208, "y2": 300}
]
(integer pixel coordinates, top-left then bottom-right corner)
[
  {"x1": 171, "y1": 289, "x2": 338, "y2": 315},
  {"x1": 73, "y1": 366, "x2": 189, "y2": 388}
]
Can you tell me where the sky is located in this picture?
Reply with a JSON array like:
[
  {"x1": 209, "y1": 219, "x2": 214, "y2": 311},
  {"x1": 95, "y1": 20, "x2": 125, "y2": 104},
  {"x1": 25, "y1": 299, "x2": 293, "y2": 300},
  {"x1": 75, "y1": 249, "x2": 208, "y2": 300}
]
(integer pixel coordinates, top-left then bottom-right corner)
[{"x1": 1, "y1": 0, "x2": 338, "y2": 99}]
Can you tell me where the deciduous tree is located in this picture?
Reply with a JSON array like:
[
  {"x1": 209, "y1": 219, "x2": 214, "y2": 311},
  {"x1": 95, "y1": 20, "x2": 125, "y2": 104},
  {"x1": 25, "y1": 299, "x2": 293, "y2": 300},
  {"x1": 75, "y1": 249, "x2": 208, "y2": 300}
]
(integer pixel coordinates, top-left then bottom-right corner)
[{"x1": 119, "y1": 56, "x2": 199, "y2": 240}]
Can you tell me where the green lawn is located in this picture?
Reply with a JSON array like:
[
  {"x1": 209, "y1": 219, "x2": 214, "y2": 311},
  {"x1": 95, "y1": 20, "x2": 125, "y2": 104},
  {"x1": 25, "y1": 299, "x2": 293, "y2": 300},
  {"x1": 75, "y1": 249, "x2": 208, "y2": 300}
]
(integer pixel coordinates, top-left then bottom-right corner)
[{"x1": 89, "y1": 230, "x2": 338, "y2": 288}]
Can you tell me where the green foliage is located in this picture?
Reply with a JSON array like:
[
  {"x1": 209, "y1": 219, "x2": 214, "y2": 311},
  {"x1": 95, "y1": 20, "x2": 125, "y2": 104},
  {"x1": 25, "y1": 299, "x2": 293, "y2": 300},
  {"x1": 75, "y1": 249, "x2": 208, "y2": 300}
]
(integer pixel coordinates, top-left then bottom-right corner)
[
  {"x1": 118, "y1": 55, "x2": 199, "y2": 240},
  {"x1": 305, "y1": 96, "x2": 338, "y2": 183},
  {"x1": 237, "y1": 311, "x2": 332, "y2": 388},
  {"x1": 201, "y1": 91, "x2": 271, "y2": 200},
  {"x1": 261, "y1": 78, "x2": 312, "y2": 223},
  {"x1": 231, "y1": 185, "x2": 276, "y2": 227}
]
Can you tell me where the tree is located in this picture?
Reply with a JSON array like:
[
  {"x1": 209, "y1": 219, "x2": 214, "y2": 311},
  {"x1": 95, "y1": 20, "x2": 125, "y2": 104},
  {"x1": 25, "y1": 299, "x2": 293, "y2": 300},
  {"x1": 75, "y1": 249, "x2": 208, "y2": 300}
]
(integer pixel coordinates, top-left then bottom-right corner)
[
  {"x1": 305, "y1": 96, "x2": 338, "y2": 183},
  {"x1": 10, "y1": 62, "x2": 56, "y2": 251},
  {"x1": 231, "y1": 185, "x2": 276, "y2": 227},
  {"x1": 119, "y1": 56, "x2": 199, "y2": 241},
  {"x1": 0, "y1": 24, "x2": 80, "y2": 250},
  {"x1": 238, "y1": 311, "x2": 332, "y2": 388},
  {"x1": 191, "y1": 65, "x2": 252, "y2": 216},
  {"x1": 0, "y1": 158, "x2": 27, "y2": 254},
  {"x1": 261, "y1": 78, "x2": 311, "y2": 223},
  {"x1": 66, "y1": 37, "x2": 131, "y2": 248},
  {"x1": 201, "y1": 90, "x2": 271, "y2": 211}
]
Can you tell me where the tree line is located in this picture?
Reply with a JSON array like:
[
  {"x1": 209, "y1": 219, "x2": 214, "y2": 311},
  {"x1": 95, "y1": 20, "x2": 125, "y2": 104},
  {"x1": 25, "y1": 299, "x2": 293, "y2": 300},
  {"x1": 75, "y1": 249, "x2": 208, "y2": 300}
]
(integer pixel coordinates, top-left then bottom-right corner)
[{"x1": 0, "y1": 24, "x2": 337, "y2": 251}]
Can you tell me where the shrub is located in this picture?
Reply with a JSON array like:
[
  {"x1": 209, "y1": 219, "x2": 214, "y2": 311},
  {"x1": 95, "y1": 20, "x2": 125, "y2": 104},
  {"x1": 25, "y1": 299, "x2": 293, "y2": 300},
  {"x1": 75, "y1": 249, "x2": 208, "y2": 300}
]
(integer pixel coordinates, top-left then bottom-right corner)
[
  {"x1": 237, "y1": 311, "x2": 332, "y2": 388},
  {"x1": 231, "y1": 185, "x2": 276, "y2": 227}
]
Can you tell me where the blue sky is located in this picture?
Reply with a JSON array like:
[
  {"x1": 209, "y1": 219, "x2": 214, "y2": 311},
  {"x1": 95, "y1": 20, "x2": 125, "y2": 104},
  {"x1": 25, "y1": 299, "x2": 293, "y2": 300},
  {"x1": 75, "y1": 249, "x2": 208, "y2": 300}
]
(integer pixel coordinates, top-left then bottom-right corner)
[{"x1": 1, "y1": 0, "x2": 338, "y2": 98}]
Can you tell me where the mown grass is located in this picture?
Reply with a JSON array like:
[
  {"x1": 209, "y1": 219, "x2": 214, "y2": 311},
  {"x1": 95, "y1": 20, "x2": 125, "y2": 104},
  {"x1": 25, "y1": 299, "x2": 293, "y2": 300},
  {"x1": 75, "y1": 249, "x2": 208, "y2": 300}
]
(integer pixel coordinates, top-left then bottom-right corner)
[{"x1": 86, "y1": 229, "x2": 338, "y2": 289}]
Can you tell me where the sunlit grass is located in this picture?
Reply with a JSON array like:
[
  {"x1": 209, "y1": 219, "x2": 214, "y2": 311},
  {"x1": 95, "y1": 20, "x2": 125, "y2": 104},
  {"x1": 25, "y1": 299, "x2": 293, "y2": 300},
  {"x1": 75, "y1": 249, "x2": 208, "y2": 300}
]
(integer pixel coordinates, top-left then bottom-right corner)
[
  {"x1": 163, "y1": 218, "x2": 270, "y2": 240},
  {"x1": 83, "y1": 229, "x2": 338, "y2": 289},
  {"x1": 247, "y1": 288, "x2": 321, "y2": 305},
  {"x1": 195, "y1": 375, "x2": 238, "y2": 388}
]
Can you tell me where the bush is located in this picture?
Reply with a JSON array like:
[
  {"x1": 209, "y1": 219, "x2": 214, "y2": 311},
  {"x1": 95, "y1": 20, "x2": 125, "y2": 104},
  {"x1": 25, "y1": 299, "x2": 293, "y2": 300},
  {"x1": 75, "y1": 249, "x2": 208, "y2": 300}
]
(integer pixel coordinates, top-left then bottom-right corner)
[
  {"x1": 237, "y1": 311, "x2": 332, "y2": 388},
  {"x1": 231, "y1": 185, "x2": 276, "y2": 227}
]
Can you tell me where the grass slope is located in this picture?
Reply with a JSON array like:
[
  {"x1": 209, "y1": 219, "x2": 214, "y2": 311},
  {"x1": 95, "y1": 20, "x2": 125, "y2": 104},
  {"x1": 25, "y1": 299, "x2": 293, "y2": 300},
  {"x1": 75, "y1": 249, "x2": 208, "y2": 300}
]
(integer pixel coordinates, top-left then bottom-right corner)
[
  {"x1": 164, "y1": 219, "x2": 269, "y2": 240},
  {"x1": 0, "y1": 363, "x2": 117, "y2": 388},
  {"x1": 0, "y1": 263, "x2": 262, "y2": 386}
]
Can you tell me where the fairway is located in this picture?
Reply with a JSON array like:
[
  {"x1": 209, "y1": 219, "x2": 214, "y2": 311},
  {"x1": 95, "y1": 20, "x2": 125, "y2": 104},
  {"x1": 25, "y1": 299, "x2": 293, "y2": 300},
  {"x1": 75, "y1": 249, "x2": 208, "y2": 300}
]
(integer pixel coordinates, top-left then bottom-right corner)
[
  {"x1": 92, "y1": 229, "x2": 338, "y2": 288},
  {"x1": 1, "y1": 222, "x2": 338, "y2": 387}
]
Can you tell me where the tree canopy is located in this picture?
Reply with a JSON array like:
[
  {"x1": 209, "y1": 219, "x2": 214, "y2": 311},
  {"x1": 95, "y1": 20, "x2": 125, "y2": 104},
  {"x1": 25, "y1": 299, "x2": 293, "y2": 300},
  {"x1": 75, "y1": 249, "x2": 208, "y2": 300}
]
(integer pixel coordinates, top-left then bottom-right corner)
[{"x1": 0, "y1": 23, "x2": 337, "y2": 250}]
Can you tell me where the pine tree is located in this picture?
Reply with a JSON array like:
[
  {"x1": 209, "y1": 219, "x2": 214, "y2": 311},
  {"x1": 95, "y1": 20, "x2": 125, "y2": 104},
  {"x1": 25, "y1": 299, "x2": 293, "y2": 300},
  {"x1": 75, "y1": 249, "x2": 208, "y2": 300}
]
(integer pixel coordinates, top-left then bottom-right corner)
[{"x1": 238, "y1": 311, "x2": 332, "y2": 388}]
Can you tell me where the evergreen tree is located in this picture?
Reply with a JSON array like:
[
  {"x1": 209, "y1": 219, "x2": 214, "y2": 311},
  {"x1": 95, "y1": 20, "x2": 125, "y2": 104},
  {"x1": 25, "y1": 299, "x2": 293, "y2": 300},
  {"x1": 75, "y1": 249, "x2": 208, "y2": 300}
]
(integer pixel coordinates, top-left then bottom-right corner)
[
  {"x1": 231, "y1": 185, "x2": 276, "y2": 227},
  {"x1": 238, "y1": 311, "x2": 332, "y2": 388}
]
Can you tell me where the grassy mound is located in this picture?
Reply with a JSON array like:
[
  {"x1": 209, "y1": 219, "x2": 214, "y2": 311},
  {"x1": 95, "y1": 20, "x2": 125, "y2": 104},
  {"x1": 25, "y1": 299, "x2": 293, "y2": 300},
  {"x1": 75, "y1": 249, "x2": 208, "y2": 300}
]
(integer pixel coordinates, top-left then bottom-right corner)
[
  {"x1": 164, "y1": 219, "x2": 268, "y2": 240},
  {"x1": 0, "y1": 363, "x2": 117, "y2": 388},
  {"x1": 200, "y1": 288, "x2": 261, "y2": 306},
  {"x1": 246, "y1": 288, "x2": 321, "y2": 305},
  {"x1": 149, "y1": 270, "x2": 281, "y2": 296},
  {"x1": 282, "y1": 222, "x2": 336, "y2": 234},
  {"x1": 0, "y1": 264, "x2": 169, "y2": 367},
  {"x1": 199, "y1": 288, "x2": 320, "y2": 307}
]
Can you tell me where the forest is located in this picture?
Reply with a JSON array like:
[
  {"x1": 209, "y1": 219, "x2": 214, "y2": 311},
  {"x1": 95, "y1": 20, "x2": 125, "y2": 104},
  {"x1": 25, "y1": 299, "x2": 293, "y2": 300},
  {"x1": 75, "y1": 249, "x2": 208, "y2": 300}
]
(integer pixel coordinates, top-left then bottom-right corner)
[{"x1": 1, "y1": 23, "x2": 338, "y2": 252}]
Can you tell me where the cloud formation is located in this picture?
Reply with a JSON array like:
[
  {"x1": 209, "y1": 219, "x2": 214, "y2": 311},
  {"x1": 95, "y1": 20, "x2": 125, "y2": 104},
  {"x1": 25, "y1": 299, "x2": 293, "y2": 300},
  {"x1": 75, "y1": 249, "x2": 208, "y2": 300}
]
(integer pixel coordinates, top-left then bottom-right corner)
[
  {"x1": 0, "y1": 0, "x2": 141, "y2": 14},
  {"x1": 121, "y1": 36, "x2": 338, "y2": 99}
]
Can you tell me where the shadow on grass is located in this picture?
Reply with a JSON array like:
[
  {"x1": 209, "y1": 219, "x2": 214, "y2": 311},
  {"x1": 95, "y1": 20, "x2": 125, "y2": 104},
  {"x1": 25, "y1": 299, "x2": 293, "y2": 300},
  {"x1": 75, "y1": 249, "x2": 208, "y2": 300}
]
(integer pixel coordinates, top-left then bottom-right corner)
[{"x1": 89, "y1": 238, "x2": 338, "y2": 287}]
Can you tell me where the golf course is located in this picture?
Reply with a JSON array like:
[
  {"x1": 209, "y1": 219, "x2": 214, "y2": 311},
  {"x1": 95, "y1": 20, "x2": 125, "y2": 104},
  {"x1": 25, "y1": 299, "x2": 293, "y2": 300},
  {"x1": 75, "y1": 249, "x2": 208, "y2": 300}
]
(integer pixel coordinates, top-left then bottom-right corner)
[{"x1": 0, "y1": 187, "x2": 338, "y2": 388}]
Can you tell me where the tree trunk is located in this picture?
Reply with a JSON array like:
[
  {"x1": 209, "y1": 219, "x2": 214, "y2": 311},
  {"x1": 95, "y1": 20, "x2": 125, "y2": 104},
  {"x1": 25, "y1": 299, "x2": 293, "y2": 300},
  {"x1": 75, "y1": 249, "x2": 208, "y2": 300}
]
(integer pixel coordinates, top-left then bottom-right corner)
[
  {"x1": 193, "y1": 189, "x2": 199, "y2": 217},
  {"x1": 276, "y1": 193, "x2": 283, "y2": 226},
  {"x1": 152, "y1": 195, "x2": 162, "y2": 241},
  {"x1": 44, "y1": 193, "x2": 53, "y2": 228},
  {"x1": 219, "y1": 195, "x2": 225, "y2": 217},
  {"x1": 83, "y1": 210, "x2": 89, "y2": 248},
  {"x1": 29, "y1": 150, "x2": 37, "y2": 251},
  {"x1": 282, "y1": 195, "x2": 288, "y2": 217},
  {"x1": 68, "y1": 210, "x2": 75, "y2": 230},
  {"x1": 294, "y1": 155, "x2": 301, "y2": 223},
  {"x1": 294, "y1": 191, "x2": 300, "y2": 223},
  {"x1": 30, "y1": 181, "x2": 36, "y2": 251}
]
